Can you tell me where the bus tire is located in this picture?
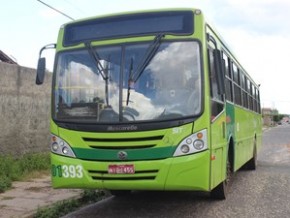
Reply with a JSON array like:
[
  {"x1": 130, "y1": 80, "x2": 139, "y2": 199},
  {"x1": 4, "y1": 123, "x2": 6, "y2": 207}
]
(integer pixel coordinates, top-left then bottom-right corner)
[
  {"x1": 245, "y1": 142, "x2": 257, "y2": 170},
  {"x1": 210, "y1": 157, "x2": 231, "y2": 200},
  {"x1": 110, "y1": 190, "x2": 131, "y2": 196}
]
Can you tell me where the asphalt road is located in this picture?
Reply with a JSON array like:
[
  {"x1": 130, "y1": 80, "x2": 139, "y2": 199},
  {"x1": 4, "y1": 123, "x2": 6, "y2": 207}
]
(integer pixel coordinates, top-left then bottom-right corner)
[{"x1": 63, "y1": 125, "x2": 290, "y2": 218}]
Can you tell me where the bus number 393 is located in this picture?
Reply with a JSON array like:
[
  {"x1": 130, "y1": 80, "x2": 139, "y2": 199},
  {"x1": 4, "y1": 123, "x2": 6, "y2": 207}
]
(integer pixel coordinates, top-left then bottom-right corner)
[{"x1": 52, "y1": 164, "x2": 83, "y2": 178}]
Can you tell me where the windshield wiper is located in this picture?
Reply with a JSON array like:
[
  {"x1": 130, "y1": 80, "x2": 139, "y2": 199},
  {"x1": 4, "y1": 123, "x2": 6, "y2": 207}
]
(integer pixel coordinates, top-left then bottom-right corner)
[
  {"x1": 126, "y1": 58, "x2": 134, "y2": 106},
  {"x1": 85, "y1": 41, "x2": 108, "y2": 81},
  {"x1": 132, "y1": 33, "x2": 165, "y2": 82},
  {"x1": 125, "y1": 33, "x2": 165, "y2": 106},
  {"x1": 85, "y1": 41, "x2": 110, "y2": 106}
]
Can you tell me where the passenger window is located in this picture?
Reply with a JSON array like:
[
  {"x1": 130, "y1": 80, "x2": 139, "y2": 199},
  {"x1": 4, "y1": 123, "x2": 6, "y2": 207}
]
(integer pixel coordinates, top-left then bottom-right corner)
[
  {"x1": 233, "y1": 64, "x2": 239, "y2": 84},
  {"x1": 222, "y1": 53, "x2": 230, "y2": 78}
]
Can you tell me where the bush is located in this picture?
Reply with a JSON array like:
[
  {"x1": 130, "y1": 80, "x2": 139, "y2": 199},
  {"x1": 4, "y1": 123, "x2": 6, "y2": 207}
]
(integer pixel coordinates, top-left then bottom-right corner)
[
  {"x1": 0, "y1": 175, "x2": 12, "y2": 193},
  {"x1": 0, "y1": 153, "x2": 50, "y2": 191},
  {"x1": 34, "y1": 199, "x2": 79, "y2": 218},
  {"x1": 15, "y1": 153, "x2": 50, "y2": 178},
  {"x1": 80, "y1": 189, "x2": 108, "y2": 203}
]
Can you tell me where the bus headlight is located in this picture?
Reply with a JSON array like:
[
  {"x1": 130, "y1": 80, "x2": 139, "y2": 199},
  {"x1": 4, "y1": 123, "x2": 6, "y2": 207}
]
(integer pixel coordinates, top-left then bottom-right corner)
[
  {"x1": 51, "y1": 134, "x2": 76, "y2": 158},
  {"x1": 181, "y1": 144, "x2": 190, "y2": 153},
  {"x1": 52, "y1": 142, "x2": 59, "y2": 152},
  {"x1": 193, "y1": 140, "x2": 204, "y2": 150},
  {"x1": 173, "y1": 129, "x2": 208, "y2": 157}
]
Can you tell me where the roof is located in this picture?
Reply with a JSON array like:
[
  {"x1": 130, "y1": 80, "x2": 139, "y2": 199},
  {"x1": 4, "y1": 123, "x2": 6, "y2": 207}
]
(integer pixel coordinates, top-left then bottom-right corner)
[{"x1": 0, "y1": 50, "x2": 17, "y2": 64}]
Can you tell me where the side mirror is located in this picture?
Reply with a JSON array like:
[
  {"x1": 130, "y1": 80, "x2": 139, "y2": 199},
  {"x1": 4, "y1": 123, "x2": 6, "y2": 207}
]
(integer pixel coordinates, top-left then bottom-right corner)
[
  {"x1": 36, "y1": 57, "x2": 46, "y2": 85},
  {"x1": 35, "y1": 43, "x2": 56, "y2": 85}
]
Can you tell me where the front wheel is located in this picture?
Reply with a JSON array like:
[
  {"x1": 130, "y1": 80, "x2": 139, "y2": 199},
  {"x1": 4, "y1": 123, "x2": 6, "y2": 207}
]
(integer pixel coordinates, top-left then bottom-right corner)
[{"x1": 210, "y1": 157, "x2": 231, "y2": 200}]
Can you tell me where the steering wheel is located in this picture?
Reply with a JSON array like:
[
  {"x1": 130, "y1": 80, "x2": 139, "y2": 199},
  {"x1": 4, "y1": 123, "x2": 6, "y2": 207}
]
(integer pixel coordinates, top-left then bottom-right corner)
[{"x1": 123, "y1": 107, "x2": 139, "y2": 121}]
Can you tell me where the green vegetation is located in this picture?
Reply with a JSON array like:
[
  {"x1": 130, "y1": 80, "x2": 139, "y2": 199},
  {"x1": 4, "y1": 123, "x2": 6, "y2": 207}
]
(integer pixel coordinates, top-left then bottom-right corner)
[
  {"x1": 34, "y1": 189, "x2": 109, "y2": 218},
  {"x1": 0, "y1": 153, "x2": 50, "y2": 192},
  {"x1": 273, "y1": 114, "x2": 287, "y2": 123}
]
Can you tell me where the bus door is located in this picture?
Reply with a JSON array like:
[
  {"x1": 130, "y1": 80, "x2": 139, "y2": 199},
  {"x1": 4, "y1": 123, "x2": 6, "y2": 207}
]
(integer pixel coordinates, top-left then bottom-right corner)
[{"x1": 207, "y1": 42, "x2": 227, "y2": 189}]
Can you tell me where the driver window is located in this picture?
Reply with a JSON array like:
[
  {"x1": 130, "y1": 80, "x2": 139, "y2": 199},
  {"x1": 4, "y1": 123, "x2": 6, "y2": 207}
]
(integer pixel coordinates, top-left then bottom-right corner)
[{"x1": 208, "y1": 46, "x2": 224, "y2": 120}]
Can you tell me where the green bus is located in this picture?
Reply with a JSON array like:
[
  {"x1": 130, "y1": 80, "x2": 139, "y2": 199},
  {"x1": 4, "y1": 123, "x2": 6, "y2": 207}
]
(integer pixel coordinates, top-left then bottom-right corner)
[{"x1": 36, "y1": 8, "x2": 262, "y2": 199}]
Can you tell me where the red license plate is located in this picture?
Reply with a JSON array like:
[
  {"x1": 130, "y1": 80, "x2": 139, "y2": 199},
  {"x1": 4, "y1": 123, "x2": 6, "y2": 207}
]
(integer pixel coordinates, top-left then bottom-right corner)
[{"x1": 108, "y1": 164, "x2": 135, "y2": 174}]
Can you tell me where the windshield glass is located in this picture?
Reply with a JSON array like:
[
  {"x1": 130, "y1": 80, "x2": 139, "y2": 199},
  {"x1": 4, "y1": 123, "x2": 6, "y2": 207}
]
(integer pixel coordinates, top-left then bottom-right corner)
[{"x1": 53, "y1": 41, "x2": 201, "y2": 123}]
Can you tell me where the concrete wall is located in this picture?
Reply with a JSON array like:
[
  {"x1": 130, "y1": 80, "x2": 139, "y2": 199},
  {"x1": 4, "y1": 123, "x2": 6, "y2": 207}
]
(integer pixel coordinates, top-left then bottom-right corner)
[{"x1": 0, "y1": 62, "x2": 52, "y2": 156}]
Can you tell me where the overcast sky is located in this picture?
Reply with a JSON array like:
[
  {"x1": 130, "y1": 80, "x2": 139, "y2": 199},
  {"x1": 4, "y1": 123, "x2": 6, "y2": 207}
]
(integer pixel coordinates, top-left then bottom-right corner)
[{"x1": 1, "y1": 0, "x2": 290, "y2": 114}]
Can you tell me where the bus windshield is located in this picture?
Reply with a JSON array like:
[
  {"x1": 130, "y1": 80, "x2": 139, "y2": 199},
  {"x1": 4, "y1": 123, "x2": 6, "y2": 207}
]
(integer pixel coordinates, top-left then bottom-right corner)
[{"x1": 53, "y1": 41, "x2": 202, "y2": 123}]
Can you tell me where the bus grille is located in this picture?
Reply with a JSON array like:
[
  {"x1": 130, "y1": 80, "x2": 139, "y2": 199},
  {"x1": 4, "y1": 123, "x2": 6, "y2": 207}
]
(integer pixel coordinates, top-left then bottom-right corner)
[
  {"x1": 82, "y1": 135, "x2": 164, "y2": 150},
  {"x1": 88, "y1": 169, "x2": 159, "y2": 181}
]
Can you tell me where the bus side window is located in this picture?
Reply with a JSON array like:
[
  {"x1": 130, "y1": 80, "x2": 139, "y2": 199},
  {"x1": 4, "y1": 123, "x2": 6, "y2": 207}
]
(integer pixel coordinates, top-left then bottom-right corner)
[
  {"x1": 242, "y1": 74, "x2": 248, "y2": 109},
  {"x1": 223, "y1": 53, "x2": 233, "y2": 102},
  {"x1": 208, "y1": 47, "x2": 224, "y2": 119},
  {"x1": 208, "y1": 48, "x2": 223, "y2": 101},
  {"x1": 233, "y1": 64, "x2": 242, "y2": 106}
]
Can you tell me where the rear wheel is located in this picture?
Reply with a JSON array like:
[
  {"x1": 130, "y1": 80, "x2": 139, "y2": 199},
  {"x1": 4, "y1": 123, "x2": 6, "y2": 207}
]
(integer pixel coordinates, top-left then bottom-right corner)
[
  {"x1": 210, "y1": 156, "x2": 231, "y2": 200},
  {"x1": 244, "y1": 141, "x2": 257, "y2": 170}
]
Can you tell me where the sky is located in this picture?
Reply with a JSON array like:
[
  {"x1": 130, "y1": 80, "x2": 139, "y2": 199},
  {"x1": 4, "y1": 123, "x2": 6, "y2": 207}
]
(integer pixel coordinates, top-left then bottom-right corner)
[{"x1": 1, "y1": 0, "x2": 290, "y2": 114}]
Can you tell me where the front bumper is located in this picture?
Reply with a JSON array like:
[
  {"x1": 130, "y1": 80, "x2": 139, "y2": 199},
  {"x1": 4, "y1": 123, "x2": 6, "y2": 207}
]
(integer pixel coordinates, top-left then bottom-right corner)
[{"x1": 51, "y1": 150, "x2": 210, "y2": 191}]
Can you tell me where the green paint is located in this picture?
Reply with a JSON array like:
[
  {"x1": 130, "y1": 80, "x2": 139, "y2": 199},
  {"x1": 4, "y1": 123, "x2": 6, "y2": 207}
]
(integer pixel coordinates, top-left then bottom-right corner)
[
  {"x1": 226, "y1": 102, "x2": 235, "y2": 140},
  {"x1": 73, "y1": 146, "x2": 176, "y2": 161}
]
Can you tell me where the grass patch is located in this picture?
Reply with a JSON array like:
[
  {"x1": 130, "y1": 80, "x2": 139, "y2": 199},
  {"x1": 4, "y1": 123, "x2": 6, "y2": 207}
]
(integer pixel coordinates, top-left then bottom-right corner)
[
  {"x1": 21, "y1": 170, "x2": 50, "y2": 182},
  {"x1": 34, "y1": 189, "x2": 110, "y2": 218},
  {"x1": 0, "y1": 153, "x2": 50, "y2": 193}
]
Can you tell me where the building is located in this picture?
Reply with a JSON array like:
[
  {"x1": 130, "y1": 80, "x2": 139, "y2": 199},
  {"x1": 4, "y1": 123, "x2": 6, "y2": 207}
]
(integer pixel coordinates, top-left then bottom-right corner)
[
  {"x1": 262, "y1": 108, "x2": 276, "y2": 126},
  {"x1": 0, "y1": 50, "x2": 17, "y2": 65}
]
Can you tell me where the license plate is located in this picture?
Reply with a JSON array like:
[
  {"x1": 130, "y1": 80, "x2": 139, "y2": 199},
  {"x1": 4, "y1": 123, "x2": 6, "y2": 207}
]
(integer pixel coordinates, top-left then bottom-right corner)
[{"x1": 108, "y1": 164, "x2": 135, "y2": 174}]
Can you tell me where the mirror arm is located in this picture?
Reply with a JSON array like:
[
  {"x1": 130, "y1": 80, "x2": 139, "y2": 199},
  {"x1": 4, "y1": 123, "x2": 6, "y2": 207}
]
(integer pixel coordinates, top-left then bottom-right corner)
[{"x1": 38, "y1": 43, "x2": 56, "y2": 58}]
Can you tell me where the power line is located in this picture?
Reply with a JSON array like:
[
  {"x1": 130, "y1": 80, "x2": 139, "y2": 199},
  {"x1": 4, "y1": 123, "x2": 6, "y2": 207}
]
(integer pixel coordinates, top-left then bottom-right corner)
[
  {"x1": 62, "y1": 0, "x2": 86, "y2": 16},
  {"x1": 37, "y1": 0, "x2": 74, "y2": 21}
]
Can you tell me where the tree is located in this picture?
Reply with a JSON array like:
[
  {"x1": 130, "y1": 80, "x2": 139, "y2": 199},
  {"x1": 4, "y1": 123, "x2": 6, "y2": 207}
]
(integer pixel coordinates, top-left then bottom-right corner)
[{"x1": 273, "y1": 114, "x2": 285, "y2": 123}]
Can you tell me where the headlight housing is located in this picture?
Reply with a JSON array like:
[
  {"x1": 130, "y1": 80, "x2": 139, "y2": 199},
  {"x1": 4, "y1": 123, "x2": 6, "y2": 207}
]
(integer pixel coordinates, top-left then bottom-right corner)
[
  {"x1": 173, "y1": 129, "x2": 208, "y2": 157},
  {"x1": 51, "y1": 134, "x2": 76, "y2": 158}
]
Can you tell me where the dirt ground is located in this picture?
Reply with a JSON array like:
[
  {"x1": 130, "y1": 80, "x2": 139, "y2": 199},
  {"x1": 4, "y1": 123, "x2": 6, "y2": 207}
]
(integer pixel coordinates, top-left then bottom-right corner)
[{"x1": 0, "y1": 176, "x2": 81, "y2": 218}]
